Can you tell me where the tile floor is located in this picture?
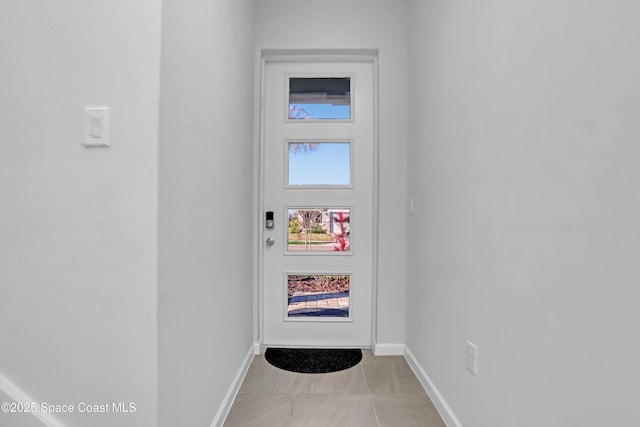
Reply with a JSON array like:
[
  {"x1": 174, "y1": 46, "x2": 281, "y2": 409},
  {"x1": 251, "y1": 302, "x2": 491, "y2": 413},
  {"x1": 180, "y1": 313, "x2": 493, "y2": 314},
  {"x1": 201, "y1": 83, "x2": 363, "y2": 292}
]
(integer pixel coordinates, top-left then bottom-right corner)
[{"x1": 223, "y1": 350, "x2": 446, "y2": 427}]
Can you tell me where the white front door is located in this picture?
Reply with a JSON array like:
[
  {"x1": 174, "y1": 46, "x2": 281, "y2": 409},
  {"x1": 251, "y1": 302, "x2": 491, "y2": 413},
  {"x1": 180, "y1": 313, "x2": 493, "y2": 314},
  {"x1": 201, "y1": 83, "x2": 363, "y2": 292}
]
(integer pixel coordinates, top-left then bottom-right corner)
[{"x1": 261, "y1": 59, "x2": 376, "y2": 348}]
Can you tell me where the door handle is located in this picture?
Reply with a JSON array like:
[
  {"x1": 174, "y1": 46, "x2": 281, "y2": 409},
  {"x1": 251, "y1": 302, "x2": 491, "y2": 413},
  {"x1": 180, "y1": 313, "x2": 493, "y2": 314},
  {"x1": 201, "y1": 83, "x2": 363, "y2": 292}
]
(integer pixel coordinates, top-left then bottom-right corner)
[{"x1": 266, "y1": 237, "x2": 275, "y2": 246}]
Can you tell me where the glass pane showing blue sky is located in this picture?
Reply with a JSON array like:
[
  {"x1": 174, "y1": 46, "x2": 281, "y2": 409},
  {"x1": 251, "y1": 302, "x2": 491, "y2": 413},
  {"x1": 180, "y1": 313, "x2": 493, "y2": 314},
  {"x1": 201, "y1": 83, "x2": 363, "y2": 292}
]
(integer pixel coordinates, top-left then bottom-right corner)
[
  {"x1": 289, "y1": 103, "x2": 351, "y2": 119},
  {"x1": 288, "y1": 77, "x2": 351, "y2": 119},
  {"x1": 288, "y1": 142, "x2": 351, "y2": 186}
]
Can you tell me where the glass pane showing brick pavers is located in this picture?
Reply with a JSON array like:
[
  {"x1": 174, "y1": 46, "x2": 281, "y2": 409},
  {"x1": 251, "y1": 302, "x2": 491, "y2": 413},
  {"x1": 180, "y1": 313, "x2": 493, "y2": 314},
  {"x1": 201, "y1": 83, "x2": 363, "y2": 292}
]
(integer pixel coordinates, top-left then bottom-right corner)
[{"x1": 287, "y1": 275, "x2": 350, "y2": 318}]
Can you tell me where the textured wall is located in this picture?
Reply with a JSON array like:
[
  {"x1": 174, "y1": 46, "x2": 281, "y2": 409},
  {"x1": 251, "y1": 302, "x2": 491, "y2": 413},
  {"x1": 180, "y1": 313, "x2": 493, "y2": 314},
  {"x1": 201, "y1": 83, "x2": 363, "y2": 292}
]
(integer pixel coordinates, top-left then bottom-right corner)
[
  {"x1": 158, "y1": 0, "x2": 257, "y2": 425},
  {"x1": 406, "y1": 1, "x2": 640, "y2": 426},
  {"x1": 0, "y1": 1, "x2": 160, "y2": 426}
]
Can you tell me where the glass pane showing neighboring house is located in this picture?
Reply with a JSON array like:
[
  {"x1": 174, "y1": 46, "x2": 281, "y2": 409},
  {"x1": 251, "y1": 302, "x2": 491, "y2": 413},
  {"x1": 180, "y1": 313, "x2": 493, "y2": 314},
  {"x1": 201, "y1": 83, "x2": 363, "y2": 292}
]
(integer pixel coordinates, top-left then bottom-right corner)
[{"x1": 287, "y1": 208, "x2": 351, "y2": 253}]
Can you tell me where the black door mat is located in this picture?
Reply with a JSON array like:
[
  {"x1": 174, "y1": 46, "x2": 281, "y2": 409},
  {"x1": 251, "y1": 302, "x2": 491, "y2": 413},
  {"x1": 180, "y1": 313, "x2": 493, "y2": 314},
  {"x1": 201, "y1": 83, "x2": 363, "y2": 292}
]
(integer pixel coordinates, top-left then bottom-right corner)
[{"x1": 264, "y1": 348, "x2": 362, "y2": 373}]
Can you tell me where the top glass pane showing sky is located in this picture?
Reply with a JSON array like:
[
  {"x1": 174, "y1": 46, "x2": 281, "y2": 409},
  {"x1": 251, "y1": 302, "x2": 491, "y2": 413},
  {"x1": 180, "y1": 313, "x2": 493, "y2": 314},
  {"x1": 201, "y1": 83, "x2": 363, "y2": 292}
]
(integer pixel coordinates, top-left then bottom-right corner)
[{"x1": 289, "y1": 77, "x2": 351, "y2": 120}]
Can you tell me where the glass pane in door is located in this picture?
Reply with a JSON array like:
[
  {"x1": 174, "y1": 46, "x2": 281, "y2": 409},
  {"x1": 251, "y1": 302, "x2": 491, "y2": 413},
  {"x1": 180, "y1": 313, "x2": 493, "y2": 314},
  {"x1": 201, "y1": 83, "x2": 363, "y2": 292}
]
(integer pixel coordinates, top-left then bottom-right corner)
[
  {"x1": 287, "y1": 274, "x2": 350, "y2": 318},
  {"x1": 287, "y1": 208, "x2": 350, "y2": 253},
  {"x1": 289, "y1": 77, "x2": 351, "y2": 119},
  {"x1": 287, "y1": 141, "x2": 351, "y2": 186}
]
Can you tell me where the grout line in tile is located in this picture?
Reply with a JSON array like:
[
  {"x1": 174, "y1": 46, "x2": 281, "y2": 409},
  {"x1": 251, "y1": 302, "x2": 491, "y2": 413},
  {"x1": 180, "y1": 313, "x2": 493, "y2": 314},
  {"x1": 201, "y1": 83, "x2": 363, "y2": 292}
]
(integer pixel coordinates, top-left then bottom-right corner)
[
  {"x1": 360, "y1": 362, "x2": 382, "y2": 427},
  {"x1": 287, "y1": 390, "x2": 294, "y2": 427}
]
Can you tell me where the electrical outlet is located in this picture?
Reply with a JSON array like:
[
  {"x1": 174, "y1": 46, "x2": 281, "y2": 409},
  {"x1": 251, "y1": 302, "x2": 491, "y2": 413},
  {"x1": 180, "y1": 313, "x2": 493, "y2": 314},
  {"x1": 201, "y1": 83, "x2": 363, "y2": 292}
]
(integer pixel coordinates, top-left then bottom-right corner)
[{"x1": 466, "y1": 340, "x2": 479, "y2": 375}]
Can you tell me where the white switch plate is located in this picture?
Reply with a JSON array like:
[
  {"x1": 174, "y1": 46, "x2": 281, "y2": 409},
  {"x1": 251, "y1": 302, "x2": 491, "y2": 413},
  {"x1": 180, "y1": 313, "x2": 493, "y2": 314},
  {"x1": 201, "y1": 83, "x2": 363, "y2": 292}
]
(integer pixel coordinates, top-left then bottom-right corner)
[
  {"x1": 409, "y1": 196, "x2": 415, "y2": 215},
  {"x1": 466, "y1": 340, "x2": 479, "y2": 375},
  {"x1": 83, "y1": 106, "x2": 109, "y2": 147}
]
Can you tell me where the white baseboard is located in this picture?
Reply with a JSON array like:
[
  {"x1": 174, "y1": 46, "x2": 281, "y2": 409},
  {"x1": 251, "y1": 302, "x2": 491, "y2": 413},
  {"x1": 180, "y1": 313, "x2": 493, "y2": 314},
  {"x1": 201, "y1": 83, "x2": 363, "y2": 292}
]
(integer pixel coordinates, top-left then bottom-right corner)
[
  {"x1": 209, "y1": 342, "x2": 257, "y2": 427},
  {"x1": 373, "y1": 342, "x2": 405, "y2": 356},
  {"x1": 404, "y1": 346, "x2": 464, "y2": 427},
  {"x1": 0, "y1": 373, "x2": 67, "y2": 427}
]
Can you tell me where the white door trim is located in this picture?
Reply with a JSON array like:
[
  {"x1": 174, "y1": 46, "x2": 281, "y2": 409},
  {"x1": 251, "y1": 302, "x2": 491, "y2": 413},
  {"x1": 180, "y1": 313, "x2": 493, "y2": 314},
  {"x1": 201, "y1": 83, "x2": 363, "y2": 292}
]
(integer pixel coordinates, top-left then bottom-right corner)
[{"x1": 255, "y1": 49, "x2": 379, "y2": 351}]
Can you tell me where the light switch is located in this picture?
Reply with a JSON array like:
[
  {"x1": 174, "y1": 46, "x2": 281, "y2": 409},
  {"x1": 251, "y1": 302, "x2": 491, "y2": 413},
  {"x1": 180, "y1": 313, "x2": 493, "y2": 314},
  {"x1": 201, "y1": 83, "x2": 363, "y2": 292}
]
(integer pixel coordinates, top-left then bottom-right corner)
[
  {"x1": 90, "y1": 115, "x2": 102, "y2": 138},
  {"x1": 83, "y1": 106, "x2": 109, "y2": 147}
]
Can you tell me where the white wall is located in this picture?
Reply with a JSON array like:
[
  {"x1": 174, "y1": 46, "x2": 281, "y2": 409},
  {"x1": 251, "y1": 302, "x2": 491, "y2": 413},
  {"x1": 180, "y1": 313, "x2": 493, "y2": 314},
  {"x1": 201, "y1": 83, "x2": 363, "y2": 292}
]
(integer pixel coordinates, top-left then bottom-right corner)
[
  {"x1": 0, "y1": 2, "x2": 160, "y2": 426},
  {"x1": 256, "y1": 0, "x2": 409, "y2": 349},
  {"x1": 158, "y1": 0, "x2": 257, "y2": 425},
  {"x1": 406, "y1": 1, "x2": 640, "y2": 426}
]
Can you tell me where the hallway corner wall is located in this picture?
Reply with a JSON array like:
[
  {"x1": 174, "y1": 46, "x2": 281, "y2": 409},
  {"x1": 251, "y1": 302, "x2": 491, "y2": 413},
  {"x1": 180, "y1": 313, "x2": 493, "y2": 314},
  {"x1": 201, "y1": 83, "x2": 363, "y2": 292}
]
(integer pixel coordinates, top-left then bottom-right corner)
[
  {"x1": 0, "y1": 2, "x2": 160, "y2": 426},
  {"x1": 158, "y1": 0, "x2": 258, "y2": 426},
  {"x1": 405, "y1": 1, "x2": 640, "y2": 426}
]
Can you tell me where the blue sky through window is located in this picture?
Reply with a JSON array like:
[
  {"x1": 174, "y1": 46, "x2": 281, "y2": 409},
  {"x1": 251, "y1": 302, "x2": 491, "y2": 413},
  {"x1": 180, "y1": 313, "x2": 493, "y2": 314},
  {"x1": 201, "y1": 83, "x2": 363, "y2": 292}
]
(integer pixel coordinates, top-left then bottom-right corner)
[
  {"x1": 289, "y1": 103, "x2": 351, "y2": 120},
  {"x1": 288, "y1": 142, "x2": 351, "y2": 186}
]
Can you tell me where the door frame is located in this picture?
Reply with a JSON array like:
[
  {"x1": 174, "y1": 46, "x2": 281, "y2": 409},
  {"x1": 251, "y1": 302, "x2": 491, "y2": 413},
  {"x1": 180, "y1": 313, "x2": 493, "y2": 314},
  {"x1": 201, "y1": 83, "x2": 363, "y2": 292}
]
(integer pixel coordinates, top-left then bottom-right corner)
[{"x1": 255, "y1": 49, "x2": 380, "y2": 351}]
